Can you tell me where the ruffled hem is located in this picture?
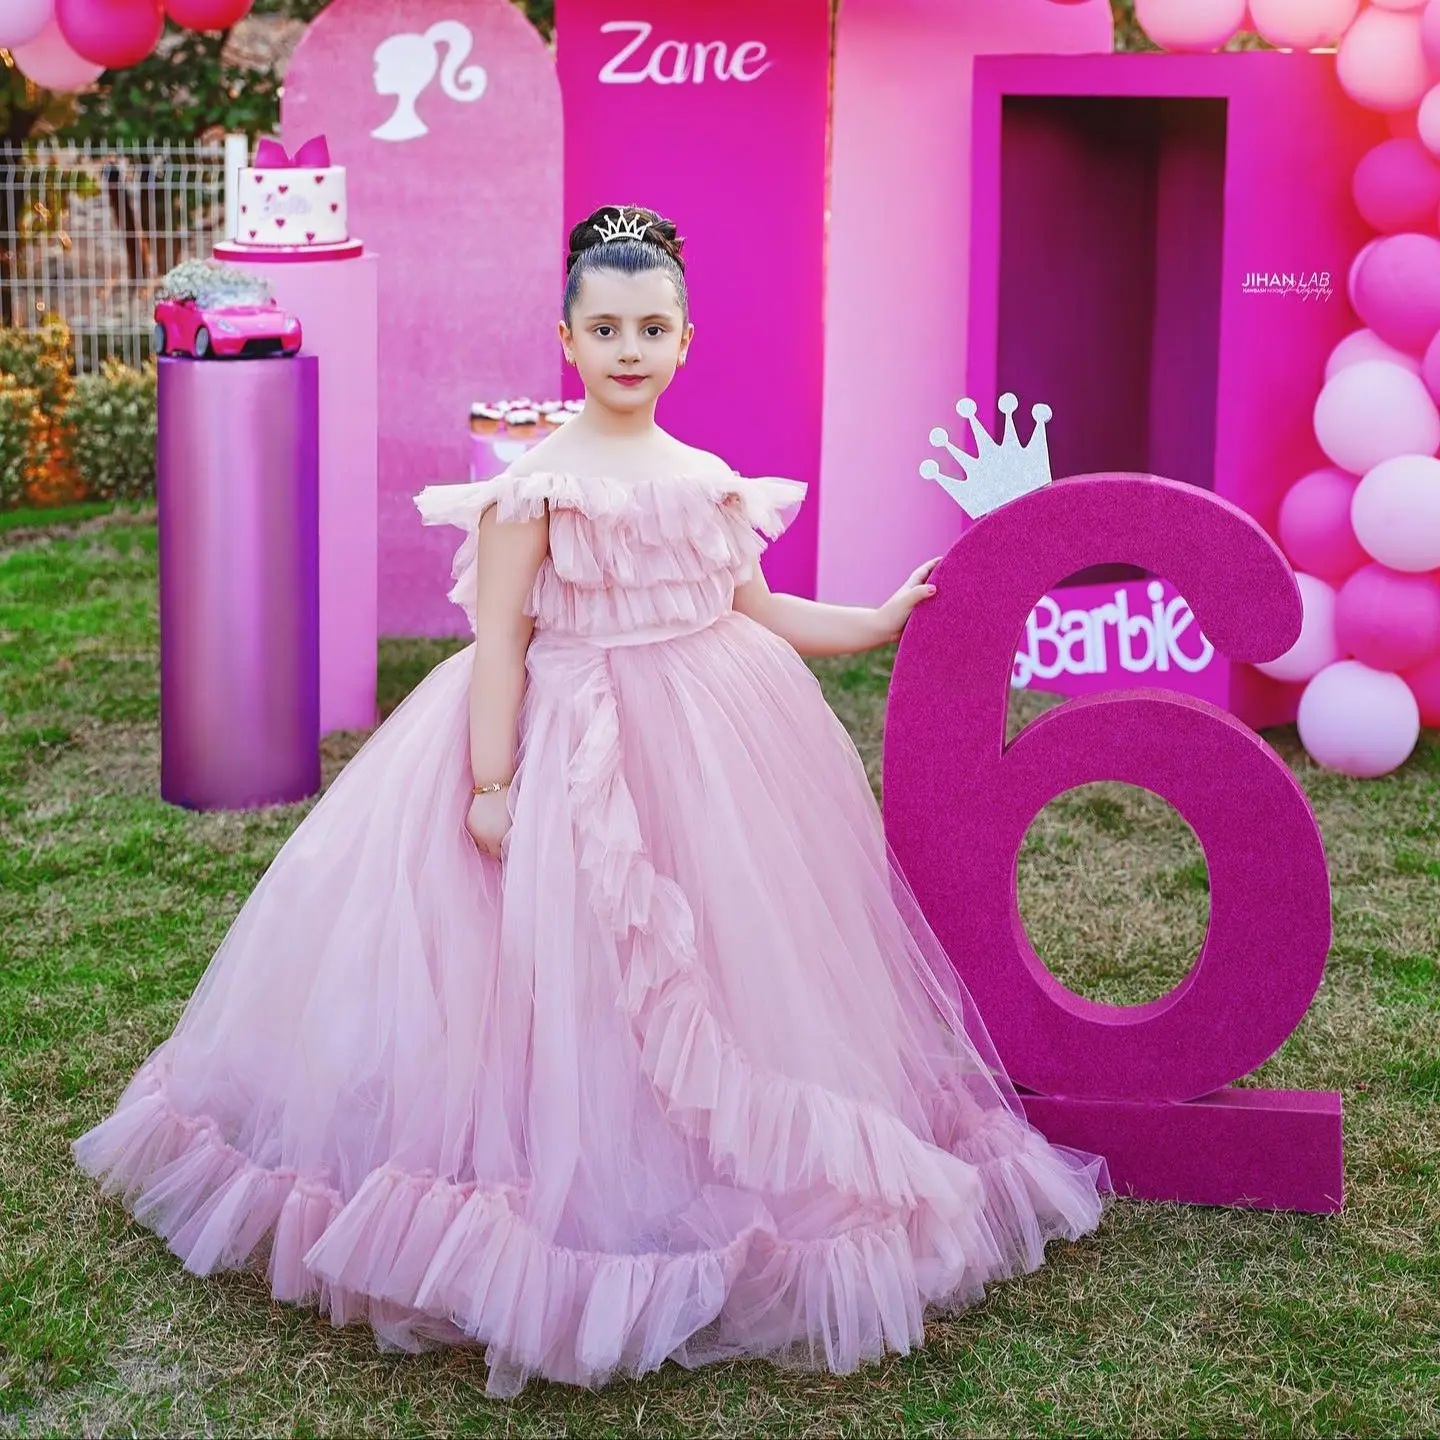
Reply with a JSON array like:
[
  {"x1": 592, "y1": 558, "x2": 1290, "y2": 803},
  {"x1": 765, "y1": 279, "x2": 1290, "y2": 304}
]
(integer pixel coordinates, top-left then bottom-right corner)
[
  {"x1": 73, "y1": 1055, "x2": 1100, "y2": 1397},
  {"x1": 562, "y1": 656, "x2": 1103, "y2": 1245},
  {"x1": 412, "y1": 472, "x2": 807, "y2": 636}
]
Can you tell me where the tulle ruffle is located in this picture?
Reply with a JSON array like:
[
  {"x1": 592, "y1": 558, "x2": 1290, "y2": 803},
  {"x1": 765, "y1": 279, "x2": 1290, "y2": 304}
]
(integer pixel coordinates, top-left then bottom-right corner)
[{"x1": 412, "y1": 471, "x2": 808, "y2": 636}]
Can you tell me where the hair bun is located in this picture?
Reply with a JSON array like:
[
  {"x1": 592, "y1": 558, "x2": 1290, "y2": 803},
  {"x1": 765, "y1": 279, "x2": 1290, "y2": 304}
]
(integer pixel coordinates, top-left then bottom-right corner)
[{"x1": 565, "y1": 205, "x2": 686, "y2": 273}]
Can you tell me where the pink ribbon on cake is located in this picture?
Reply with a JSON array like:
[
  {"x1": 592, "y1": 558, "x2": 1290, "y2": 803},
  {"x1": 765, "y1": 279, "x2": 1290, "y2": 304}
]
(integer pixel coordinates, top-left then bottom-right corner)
[{"x1": 253, "y1": 135, "x2": 332, "y2": 169}]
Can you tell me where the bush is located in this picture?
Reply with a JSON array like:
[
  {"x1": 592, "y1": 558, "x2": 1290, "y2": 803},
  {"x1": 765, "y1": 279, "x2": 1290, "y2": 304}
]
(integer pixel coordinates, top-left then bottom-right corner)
[
  {"x1": 65, "y1": 360, "x2": 158, "y2": 504},
  {"x1": 0, "y1": 376, "x2": 44, "y2": 510},
  {"x1": 0, "y1": 315, "x2": 80, "y2": 505}
]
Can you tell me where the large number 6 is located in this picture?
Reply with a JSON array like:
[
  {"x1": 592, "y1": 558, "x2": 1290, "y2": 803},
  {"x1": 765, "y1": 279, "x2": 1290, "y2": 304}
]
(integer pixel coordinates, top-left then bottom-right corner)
[{"x1": 884, "y1": 475, "x2": 1339, "y2": 1211}]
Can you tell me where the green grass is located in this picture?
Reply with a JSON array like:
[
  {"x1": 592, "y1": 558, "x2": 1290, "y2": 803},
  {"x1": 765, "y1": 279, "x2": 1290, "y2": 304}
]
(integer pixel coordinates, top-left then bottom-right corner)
[{"x1": 2, "y1": 511, "x2": 1437, "y2": 1436}]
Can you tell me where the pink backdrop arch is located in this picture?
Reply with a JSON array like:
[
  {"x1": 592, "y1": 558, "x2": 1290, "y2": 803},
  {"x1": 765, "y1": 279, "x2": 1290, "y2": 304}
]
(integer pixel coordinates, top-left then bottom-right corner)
[
  {"x1": 818, "y1": 0, "x2": 1114, "y2": 608},
  {"x1": 282, "y1": 0, "x2": 562, "y2": 636}
]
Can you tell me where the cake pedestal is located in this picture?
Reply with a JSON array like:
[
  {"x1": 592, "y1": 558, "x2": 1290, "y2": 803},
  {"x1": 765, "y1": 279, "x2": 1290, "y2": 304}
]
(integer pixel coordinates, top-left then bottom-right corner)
[
  {"x1": 158, "y1": 355, "x2": 320, "y2": 810},
  {"x1": 470, "y1": 430, "x2": 545, "y2": 481},
  {"x1": 216, "y1": 243, "x2": 379, "y2": 737}
]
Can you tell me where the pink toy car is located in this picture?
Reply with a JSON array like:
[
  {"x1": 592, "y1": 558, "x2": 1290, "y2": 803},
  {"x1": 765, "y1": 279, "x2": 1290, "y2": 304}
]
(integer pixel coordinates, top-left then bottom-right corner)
[{"x1": 153, "y1": 299, "x2": 302, "y2": 360}]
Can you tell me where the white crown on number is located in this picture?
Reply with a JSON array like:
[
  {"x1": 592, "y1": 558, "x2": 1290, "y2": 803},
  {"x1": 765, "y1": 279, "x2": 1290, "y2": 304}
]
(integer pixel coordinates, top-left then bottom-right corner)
[
  {"x1": 594, "y1": 207, "x2": 651, "y2": 244},
  {"x1": 920, "y1": 392, "x2": 1054, "y2": 520}
]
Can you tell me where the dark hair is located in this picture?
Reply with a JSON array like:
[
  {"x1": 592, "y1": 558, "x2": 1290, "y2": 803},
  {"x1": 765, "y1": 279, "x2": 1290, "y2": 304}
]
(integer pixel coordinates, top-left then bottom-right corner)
[{"x1": 563, "y1": 204, "x2": 688, "y2": 326}]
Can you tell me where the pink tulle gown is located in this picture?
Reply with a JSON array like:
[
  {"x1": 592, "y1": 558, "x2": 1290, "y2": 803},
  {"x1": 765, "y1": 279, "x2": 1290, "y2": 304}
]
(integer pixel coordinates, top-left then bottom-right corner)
[{"x1": 72, "y1": 469, "x2": 1111, "y2": 1398}]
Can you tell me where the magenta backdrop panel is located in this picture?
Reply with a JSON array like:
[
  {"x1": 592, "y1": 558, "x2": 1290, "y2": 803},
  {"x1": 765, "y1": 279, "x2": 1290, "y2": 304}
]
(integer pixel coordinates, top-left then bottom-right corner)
[
  {"x1": 158, "y1": 356, "x2": 320, "y2": 811},
  {"x1": 967, "y1": 53, "x2": 1387, "y2": 727},
  {"x1": 884, "y1": 474, "x2": 1340, "y2": 1212},
  {"x1": 818, "y1": 0, "x2": 1113, "y2": 609},
  {"x1": 556, "y1": 0, "x2": 829, "y2": 599},
  {"x1": 282, "y1": 0, "x2": 562, "y2": 637}
]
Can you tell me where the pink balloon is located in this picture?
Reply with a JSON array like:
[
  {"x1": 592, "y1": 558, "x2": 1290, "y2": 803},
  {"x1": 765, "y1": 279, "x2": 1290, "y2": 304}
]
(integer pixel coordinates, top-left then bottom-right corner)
[
  {"x1": 1337, "y1": 7, "x2": 1430, "y2": 113},
  {"x1": 10, "y1": 16, "x2": 103, "y2": 89},
  {"x1": 163, "y1": 0, "x2": 253, "y2": 28},
  {"x1": 56, "y1": 0, "x2": 163, "y2": 69},
  {"x1": 1314, "y1": 361, "x2": 1440, "y2": 475},
  {"x1": 1326, "y1": 328, "x2": 1422, "y2": 381},
  {"x1": 1298, "y1": 660, "x2": 1422, "y2": 777},
  {"x1": 1425, "y1": 0, "x2": 1440, "y2": 68},
  {"x1": 1254, "y1": 574, "x2": 1343, "y2": 683},
  {"x1": 1352, "y1": 138, "x2": 1440, "y2": 232},
  {"x1": 1249, "y1": 0, "x2": 1359, "y2": 48},
  {"x1": 1400, "y1": 648, "x2": 1440, "y2": 725},
  {"x1": 1278, "y1": 468, "x2": 1370, "y2": 581},
  {"x1": 1352, "y1": 232, "x2": 1440, "y2": 353},
  {"x1": 1335, "y1": 563, "x2": 1440, "y2": 670},
  {"x1": 0, "y1": 0, "x2": 55, "y2": 49},
  {"x1": 1373, "y1": 0, "x2": 1427, "y2": 10},
  {"x1": 1348, "y1": 238, "x2": 1381, "y2": 311},
  {"x1": 1352, "y1": 453, "x2": 1440, "y2": 571},
  {"x1": 1135, "y1": 0, "x2": 1247, "y2": 51}
]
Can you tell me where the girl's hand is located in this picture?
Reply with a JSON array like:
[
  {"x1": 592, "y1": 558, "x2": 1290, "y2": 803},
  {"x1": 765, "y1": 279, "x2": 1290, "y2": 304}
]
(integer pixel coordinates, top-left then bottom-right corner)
[
  {"x1": 872, "y1": 556, "x2": 942, "y2": 645},
  {"x1": 466, "y1": 789, "x2": 512, "y2": 861}
]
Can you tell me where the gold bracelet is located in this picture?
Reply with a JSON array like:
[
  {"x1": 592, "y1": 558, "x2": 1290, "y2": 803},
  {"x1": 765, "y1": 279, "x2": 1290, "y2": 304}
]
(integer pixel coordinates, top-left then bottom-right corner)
[{"x1": 472, "y1": 779, "x2": 511, "y2": 796}]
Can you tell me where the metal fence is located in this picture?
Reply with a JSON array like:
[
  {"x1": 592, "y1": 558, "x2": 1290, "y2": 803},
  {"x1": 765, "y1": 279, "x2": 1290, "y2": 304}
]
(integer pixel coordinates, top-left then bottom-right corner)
[{"x1": 1, "y1": 138, "x2": 230, "y2": 373}]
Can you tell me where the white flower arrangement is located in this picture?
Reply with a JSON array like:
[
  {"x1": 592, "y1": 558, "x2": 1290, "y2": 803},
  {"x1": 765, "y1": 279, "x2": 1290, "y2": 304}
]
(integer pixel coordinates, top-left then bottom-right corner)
[{"x1": 156, "y1": 259, "x2": 272, "y2": 309}]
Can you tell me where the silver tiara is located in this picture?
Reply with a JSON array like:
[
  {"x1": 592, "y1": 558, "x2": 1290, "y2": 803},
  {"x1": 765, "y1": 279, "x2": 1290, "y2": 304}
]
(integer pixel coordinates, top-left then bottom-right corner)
[{"x1": 594, "y1": 208, "x2": 650, "y2": 244}]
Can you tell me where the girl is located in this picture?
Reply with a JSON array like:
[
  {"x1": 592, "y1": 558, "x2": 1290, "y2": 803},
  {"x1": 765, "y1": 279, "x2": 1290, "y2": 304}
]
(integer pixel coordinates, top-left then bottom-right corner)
[{"x1": 73, "y1": 205, "x2": 1110, "y2": 1399}]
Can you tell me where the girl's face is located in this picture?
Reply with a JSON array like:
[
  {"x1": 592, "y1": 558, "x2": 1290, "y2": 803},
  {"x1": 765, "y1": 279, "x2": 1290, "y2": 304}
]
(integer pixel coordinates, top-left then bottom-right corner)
[{"x1": 559, "y1": 267, "x2": 693, "y2": 415}]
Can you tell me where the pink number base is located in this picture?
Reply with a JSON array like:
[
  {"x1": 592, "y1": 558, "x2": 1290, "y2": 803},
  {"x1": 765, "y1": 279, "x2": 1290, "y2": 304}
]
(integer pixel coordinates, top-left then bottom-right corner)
[{"x1": 1021, "y1": 1087, "x2": 1343, "y2": 1213}]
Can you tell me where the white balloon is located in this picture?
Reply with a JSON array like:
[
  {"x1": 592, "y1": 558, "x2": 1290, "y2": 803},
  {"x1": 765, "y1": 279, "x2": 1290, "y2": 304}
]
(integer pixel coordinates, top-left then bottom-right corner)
[
  {"x1": 1352, "y1": 453, "x2": 1440, "y2": 570},
  {"x1": 1324, "y1": 327, "x2": 1422, "y2": 380},
  {"x1": 1255, "y1": 574, "x2": 1344, "y2": 682},
  {"x1": 1249, "y1": 0, "x2": 1360, "y2": 48},
  {"x1": 1337, "y1": 7, "x2": 1430, "y2": 112},
  {"x1": 1419, "y1": 83, "x2": 1440, "y2": 156},
  {"x1": 1314, "y1": 360, "x2": 1440, "y2": 475},
  {"x1": 1298, "y1": 661, "x2": 1421, "y2": 777},
  {"x1": 1134, "y1": 0, "x2": 1248, "y2": 51}
]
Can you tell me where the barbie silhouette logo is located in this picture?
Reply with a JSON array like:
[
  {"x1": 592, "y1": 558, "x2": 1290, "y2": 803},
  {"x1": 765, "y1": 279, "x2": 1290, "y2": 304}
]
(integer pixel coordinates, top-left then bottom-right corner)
[{"x1": 372, "y1": 20, "x2": 488, "y2": 142}]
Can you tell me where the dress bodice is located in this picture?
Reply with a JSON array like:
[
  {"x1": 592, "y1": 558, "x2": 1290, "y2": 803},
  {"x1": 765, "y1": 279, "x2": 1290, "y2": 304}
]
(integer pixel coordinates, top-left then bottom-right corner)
[{"x1": 414, "y1": 471, "x2": 807, "y2": 641}]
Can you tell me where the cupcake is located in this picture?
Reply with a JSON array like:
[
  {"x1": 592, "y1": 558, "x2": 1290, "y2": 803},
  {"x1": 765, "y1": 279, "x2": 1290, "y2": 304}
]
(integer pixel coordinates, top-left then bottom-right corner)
[
  {"x1": 537, "y1": 400, "x2": 562, "y2": 415},
  {"x1": 470, "y1": 403, "x2": 504, "y2": 437},
  {"x1": 503, "y1": 407, "x2": 540, "y2": 436},
  {"x1": 543, "y1": 409, "x2": 573, "y2": 428},
  {"x1": 563, "y1": 399, "x2": 585, "y2": 413}
]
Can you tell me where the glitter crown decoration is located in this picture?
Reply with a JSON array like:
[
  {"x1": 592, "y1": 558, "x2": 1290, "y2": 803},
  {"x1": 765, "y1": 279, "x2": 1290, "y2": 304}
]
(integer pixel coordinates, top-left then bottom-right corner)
[
  {"x1": 920, "y1": 392, "x2": 1054, "y2": 520},
  {"x1": 594, "y1": 208, "x2": 652, "y2": 245}
]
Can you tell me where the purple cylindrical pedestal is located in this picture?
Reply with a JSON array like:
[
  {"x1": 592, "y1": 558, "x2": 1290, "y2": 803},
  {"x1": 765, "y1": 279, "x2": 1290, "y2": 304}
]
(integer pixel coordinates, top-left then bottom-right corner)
[{"x1": 158, "y1": 355, "x2": 320, "y2": 810}]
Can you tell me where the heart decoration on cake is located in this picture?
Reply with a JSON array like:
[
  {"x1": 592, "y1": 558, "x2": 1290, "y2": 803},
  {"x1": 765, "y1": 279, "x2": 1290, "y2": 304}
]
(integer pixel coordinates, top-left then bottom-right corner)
[{"x1": 221, "y1": 132, "x2": 361, "y2": 258}]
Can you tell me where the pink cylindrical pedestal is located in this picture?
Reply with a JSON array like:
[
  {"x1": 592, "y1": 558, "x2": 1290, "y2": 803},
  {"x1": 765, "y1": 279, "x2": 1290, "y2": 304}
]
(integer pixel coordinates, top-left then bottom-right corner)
[
  {"x1": 158, "y1": 355, "x2": 320, "y2": 810},
  {"x1": 217, "y1": 248, "x2": 379, "y2": 736}
]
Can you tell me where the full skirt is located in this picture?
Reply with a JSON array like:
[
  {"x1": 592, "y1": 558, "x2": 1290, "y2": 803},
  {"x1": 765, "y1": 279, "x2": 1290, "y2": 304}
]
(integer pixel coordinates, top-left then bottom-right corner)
[{"x1": 73, "y1": 610, "x2": 1110, "y2": 1397}]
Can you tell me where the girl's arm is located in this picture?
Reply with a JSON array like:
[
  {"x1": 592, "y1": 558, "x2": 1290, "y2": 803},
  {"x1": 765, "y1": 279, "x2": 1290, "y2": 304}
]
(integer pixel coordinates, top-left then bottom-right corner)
[
  {"x1": 469, "y1": 504, "x2": 549, "y2": 783},
  {"x1": 731, "y1": 555, "x2": 940, "y2": 658}
]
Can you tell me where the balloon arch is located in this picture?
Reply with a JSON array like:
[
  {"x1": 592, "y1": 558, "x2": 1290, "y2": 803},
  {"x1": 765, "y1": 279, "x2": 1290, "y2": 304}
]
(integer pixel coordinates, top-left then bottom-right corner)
[{"x1": 4, "y1": 0, "x2": 1440, "y2": 778}]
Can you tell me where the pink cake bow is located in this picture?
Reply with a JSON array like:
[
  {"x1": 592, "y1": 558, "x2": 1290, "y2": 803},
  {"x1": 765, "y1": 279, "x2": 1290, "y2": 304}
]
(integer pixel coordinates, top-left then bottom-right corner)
[{"x1": 253, "y1": 134, "x2": 331, "y2": 169}]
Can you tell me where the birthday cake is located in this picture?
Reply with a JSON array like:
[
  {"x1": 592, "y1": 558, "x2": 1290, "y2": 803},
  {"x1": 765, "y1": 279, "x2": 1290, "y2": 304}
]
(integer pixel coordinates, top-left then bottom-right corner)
[{"x1": 217, "y1": 135, "x2": 363, "y2": 261}]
